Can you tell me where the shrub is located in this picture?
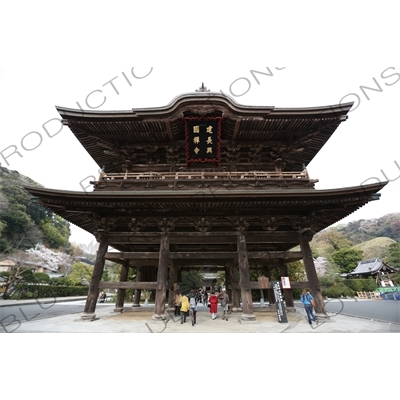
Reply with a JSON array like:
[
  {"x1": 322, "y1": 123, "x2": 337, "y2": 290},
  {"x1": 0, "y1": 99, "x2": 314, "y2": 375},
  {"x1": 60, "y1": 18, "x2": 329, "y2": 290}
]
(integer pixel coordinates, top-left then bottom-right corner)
[
  {"x1": 322, "y1": 285, "x2": 354, "y2": 298},
  {"x1": 344, "y1": 278, "x2": 377, "y2": 292},
  {"x1": 13, "y1": 284, "x2": 89, "y2": 298},
  {"x1": 34, "y1": 272, "x2": 51, "y2": 283}
]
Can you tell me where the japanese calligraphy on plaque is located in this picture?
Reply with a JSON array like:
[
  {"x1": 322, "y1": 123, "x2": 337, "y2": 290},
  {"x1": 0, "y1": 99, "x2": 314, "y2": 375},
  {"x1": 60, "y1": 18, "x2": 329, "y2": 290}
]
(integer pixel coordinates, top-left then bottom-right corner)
[{"x1": 184, "y1": 117, "x2": 222, "y2": 167}]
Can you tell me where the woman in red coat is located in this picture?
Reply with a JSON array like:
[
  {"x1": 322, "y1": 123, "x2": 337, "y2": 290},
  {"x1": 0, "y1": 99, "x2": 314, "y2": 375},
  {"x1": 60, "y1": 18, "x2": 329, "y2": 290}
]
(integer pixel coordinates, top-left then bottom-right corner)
[{"x1": 209, "y1": 292, "x2": 218, "y2": 320}]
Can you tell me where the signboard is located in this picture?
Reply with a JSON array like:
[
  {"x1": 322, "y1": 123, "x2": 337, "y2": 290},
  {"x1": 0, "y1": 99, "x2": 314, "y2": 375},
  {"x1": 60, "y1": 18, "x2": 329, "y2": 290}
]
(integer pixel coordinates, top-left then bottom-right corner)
[
  {"x1": 258, "y1": 275, "x2": 270, "y2": 289},
  {"x1": 272, "y1": 280, "x2": 288, "y2": 323},
  {"x1": 184, "y1": 117, "x2": 222, "y2": 167},
  {"x1": 281, "y1": 276, "x2": 291, "y2": 289}
]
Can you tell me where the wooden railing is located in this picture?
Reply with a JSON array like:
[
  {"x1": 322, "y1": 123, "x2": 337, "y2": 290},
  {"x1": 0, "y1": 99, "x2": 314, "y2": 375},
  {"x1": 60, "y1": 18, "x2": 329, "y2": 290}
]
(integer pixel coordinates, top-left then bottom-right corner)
[{"x1": 99, "y1": 170, "x2": 309, "y2": 181}]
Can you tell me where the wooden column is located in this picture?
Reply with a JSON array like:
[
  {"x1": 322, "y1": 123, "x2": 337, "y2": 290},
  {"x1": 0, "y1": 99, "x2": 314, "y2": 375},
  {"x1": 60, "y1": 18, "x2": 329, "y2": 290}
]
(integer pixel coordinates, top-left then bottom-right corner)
[
  {"x1": 299, "y1": 230, "x2": 326, "y2": 314},
  {"x1": 114, "y1": 260, "x2": 129, "y2": 312},
  {"x1": 153, "y1": 234, "x2": 169, "y2": 320},
  {"x1": 237, "y1": 233, "x2": 256, "y2": 320},
  {"x1": 228, "y1": 261, "x2": 241, "y2": 311},
  {"x1": 264, "y1": 267, "x2": 275, "y2": 305},
  {"x1": 82, "y1": 237, "x2": 108, "y2": 320},
  {"x1": 224, "y1": 264, "x2": 232, "y2": 303},
  {"x1": 167, "y1": 263, "x2": 177, "y2": 310},
  {"x1": 279, "y1": 259, "x2": 294, "y2": 308},
  {"x1": 132, "y1": 268, "x2": 142, "y2": 307}
]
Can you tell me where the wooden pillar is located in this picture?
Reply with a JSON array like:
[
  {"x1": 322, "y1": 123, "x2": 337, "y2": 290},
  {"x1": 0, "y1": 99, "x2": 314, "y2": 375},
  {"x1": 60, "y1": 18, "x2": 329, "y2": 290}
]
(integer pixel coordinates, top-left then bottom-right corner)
[
  {"x1": 82, "y1": 237, "x2": 108, "y2": 320},
  {"x1": 237, "y1": 233, "x2": 256, "y2": 321},
  {"x1": 153, "y1": 234, "x2": 169, "y2": 320},
  {"x1": 264, "y1": 267, "x2": 275, "y2": 305},
  {"x1": 299, "y1": 230, "x2": 326, "y2": 314},
  {"x1": 167, "y1": 263, "x2": 177, "y2": 310},
  {"x1": 279, "y1": 259, "x2": 294, "y2": 308},
  {"x1": 114, "y1": 260, "x2": 129, "y2": 312},
  {"x1": 177, "y1": 266, "x2": 182, "y2": 286},
  {"x1": 228, "y1": 261, "x2": 241, "y2": 311},
  {"x1": 132, "y1": 267, "x2": 142, "y2": 307},
  {"x1": 224, "y1": 264, "x2": 231, "y2": 301}
]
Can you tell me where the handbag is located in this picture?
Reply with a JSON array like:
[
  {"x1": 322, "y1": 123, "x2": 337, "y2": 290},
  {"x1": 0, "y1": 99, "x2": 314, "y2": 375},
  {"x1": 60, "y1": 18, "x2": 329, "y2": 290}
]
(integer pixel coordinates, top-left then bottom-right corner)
[{"x1": 306, "y1": 293, "x2": 316, "y2": 307}]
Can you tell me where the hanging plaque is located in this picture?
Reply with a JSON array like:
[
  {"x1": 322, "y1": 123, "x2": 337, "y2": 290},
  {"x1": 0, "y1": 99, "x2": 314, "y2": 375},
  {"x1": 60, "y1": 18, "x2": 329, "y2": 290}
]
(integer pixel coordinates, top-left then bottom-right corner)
[{"x1": 184, "y1": 117, "x2": 222, "y2": 167}]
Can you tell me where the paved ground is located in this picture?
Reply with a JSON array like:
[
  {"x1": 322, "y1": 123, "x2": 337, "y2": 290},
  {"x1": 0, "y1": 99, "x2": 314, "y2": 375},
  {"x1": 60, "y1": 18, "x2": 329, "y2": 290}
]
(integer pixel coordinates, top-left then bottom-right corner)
[{"x1": 1, "y1": 298, "x2": 399, "y2": 333}]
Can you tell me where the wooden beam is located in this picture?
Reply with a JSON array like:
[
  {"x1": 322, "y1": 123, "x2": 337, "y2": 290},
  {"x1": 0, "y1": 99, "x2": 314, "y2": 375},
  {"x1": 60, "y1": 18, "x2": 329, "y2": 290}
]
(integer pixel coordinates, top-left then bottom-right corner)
[
  {"x1": 107, "y1": 231, "x2": 301, "y2": 244},
  {"x1": 106, "y1": 250, "x2": 303, "y2": 261},
  {"x1": 98, "y1": 281, "x2": 157, "y2": 290},
  {"x1": 231, "y1": 281, "x2": 311, "y2": 290}
]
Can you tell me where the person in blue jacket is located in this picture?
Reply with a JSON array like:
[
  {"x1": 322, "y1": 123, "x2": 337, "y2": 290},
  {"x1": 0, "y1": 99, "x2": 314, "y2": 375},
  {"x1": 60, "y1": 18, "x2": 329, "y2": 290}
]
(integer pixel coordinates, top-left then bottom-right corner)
[{"x1": 300, "y1": 289, "x2": 318, "y2": 326}]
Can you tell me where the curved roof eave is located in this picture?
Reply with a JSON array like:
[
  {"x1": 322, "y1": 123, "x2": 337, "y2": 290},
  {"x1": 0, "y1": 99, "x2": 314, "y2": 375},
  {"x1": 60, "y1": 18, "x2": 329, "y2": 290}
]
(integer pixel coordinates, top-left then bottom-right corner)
[
  {"x1": 23, "y1": 181, "x2": 388, "y2": 201},
  {"x1": 55, "y1": 92, "x2": 353, "y2": 121}
]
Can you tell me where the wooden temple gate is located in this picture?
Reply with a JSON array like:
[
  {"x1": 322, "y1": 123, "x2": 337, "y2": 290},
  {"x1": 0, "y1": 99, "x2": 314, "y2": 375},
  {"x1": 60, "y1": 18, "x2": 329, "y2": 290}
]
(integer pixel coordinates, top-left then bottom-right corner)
[{"x1": 24, "y1": 87, "x2": 387, "y2": 322}]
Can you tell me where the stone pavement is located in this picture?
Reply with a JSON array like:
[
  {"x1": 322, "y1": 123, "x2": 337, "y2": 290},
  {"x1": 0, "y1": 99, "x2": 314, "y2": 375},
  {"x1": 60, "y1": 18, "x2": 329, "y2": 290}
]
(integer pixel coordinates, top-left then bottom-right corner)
[{"x1": 1, "y1": 298, "x2": 399, "y2": 333}]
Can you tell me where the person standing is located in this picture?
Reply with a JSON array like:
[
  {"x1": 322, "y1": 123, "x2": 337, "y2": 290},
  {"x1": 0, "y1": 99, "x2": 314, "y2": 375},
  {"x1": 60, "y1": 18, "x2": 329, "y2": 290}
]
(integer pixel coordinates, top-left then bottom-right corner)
[
  {"x1": 203, "y1": 291, "x2": 208, "y2": 307},
  {"x1": 300, "y1": 289, "x2": 318, "y2": 326},
  {"x1": 220, "y1": 288, "x2": 229, "y2": 321},
  {"x1": 189, "y1": 292, "x2": 198, "y2": 326},
  {"x1": 180, "y1": 293, "x2": 190, "y2": 324},
  {"x1": 174, "y1": 291, "x2": 182, "y2": 316},
  {"x1": 209, "y1": 292, "x2": 218, "y2": 320}
]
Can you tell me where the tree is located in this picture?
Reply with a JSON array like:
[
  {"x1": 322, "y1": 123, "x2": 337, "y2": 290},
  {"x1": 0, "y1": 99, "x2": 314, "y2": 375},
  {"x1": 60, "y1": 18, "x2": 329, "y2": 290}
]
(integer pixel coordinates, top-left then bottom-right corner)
[
  {"x1": 181, "y1": 270, "x2": 203, "y2": 293},
  {"x1": 0, "y1": 250, "x2": 36, "y2": 299},
  {"x1": 312, "y1": 229, "x2": 352, "y2": 257},
  {"x1": 331, "y1": 248, "x2": 364, "y2": 274},
  {"x1": 40, "y1": 215, "x2": 70, "y2": 249},
  {"x1": 26, "y1": 244, "x2": 73, "y2": 276},
  {"x1": 68, "y1": 262, "x2": 94, "y2": 284},
  {"x1": 385, "y1": 242, "x2": 400, "y2": 268}
]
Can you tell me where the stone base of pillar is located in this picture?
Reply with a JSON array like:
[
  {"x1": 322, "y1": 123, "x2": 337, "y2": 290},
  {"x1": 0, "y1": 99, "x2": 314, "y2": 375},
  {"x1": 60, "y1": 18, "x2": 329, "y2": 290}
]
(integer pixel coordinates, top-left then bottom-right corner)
[
  {"x1": 152, "y1": 313, "x2": 166, "y2": 320},
  {"x1": 241, "y1": 313, "x2": 256, "y2": 321},
  {"x1": 81, "y1": 313, "x2": 96, "y2": 321},
  {"x1": 132, "y1": 304, "x2": 141, "y2": 307},
  {"x1": 231, "y1": 307, "x2": 243, "y2": 312},
  {"x1": 315, "y1": 312, "x2": 330, "y2": 320},
  {"x1": 113, "y1": 307, "x2": 124, "y2": 313}
]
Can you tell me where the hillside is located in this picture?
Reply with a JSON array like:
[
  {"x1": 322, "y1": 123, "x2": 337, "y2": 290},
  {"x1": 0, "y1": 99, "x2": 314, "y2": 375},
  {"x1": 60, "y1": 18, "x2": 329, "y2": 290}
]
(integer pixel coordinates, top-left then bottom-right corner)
[
  {"x1": 0, "y1": 166, "x2": 71, "y2": 253},
  {"x1": 352, "y1": 237, "x2": 397, "y2": 260},
  {"x1": 311, "y1": 213, "x2": 400, "y2": 261},
  {"x1": 335, "y1": 213, "x2": 400, "y2": 243}
]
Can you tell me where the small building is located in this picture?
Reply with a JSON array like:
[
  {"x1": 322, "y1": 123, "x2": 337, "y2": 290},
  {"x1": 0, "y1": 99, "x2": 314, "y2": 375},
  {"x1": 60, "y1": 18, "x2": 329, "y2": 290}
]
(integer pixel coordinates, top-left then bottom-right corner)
[{"x1": 348, "y1": 258, "x2": 398, "y2": 278}]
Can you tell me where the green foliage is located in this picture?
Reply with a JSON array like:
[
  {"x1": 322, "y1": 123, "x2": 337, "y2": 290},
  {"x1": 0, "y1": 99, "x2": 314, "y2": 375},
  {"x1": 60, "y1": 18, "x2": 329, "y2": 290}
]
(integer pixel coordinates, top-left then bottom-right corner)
[
  {"x1": 352, "y1": 237, "x2": 397, "y2": 260},
  {"x1": 322, "y1": 284, "x2": 355, "y2": 298},
  {"x1": 34, "y1": 272, "x2": 51, "y2": 283},
  {"x1": 318, "y1": 260, "x2": 342, "y2": 288},
  {"x1": 0, "y1": 166, "x2": 71, "y2": 251},
  {"x1": 331, "y1": 248, "x2": 364, "y2": 273},
  {"x1": 385, "y1": 242, "x2": 400, "y2": 268},
  {"x1": 312, "y1": 229, "x2": 352, "y2": 258},
  {"x1": 180, "y1": 270, "x2": 203, "y2": 294},
  {"x1": 2, "y1": 204, "x2": 33, "y2": 235},
  {"x1": 67, "y1": 262, "x2": 94, "y2": 284},
  {"x1": 102, "y1": 262, "x2": 121, "y2": 282},
  {"x1": 12, "y1": 283, "x2": 89, "y2": 299},
  {"x1": 40, "y1": 216, "x2": 70, "y2": 249},
  {"x1": 343, "y1": 278, "x2": 377, "y2": 292}
]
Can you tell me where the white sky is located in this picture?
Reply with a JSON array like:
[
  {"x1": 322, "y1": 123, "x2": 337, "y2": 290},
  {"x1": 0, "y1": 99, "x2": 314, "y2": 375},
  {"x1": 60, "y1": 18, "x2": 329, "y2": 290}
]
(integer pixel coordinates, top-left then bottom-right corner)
[{"x1": 1, "y1": 67, "x2": 399, "y2": 248}]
